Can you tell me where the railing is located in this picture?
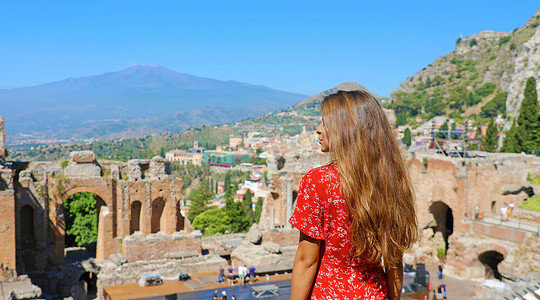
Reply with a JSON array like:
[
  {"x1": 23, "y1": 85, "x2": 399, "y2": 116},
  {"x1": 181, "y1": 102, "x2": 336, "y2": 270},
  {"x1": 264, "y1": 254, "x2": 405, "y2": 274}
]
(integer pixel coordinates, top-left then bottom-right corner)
[{"x1": 474, "y1": 216, "x2": 540, "y2": 235}]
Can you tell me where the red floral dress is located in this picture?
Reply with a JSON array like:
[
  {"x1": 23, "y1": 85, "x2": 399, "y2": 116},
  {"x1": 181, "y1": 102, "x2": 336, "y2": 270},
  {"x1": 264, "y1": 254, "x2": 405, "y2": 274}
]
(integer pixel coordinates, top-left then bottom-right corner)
[{"x1": 289, "y1": 164, "x2": 388, "y2": 300}]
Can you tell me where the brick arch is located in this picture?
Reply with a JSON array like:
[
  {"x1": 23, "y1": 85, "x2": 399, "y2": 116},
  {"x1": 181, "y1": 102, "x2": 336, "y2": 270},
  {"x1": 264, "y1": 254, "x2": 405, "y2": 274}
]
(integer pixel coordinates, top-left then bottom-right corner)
[
  {"x1": 61, "y1": 186, "x2": 110, "y2": 208},
  {"x1": 130, "y1": 201, "x2": 143, "y2": 234},
  {"x1": 19, "y1": 205, "x2": 35, "y2": 242},
  {"x1": 151, "y1": 197, "x2": 166, "y2": 233},
  {"x1": 428, "y1": 201, "x2": 454, "y2": 245},
  {"x1": 470, "y1": 242, "x2": 508, "y2": 259}
]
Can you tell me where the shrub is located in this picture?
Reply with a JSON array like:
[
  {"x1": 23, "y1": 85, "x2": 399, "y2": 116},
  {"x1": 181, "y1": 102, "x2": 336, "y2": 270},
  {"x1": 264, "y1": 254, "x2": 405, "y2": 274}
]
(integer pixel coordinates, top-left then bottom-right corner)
[
  {"x1": 469, "y1": 39, "x2": 478, "y2": 47},
  {"x1": 61, "y1": 160, "x2": 69, "y2": 168},
  {"x1": 475, "y1": 83, "x2": 496, "y2": 98},
  {"x1": 437, "y1": 247, "x2": 446, "y2": 259},
  {"x1": 499, "y1": 36, "x2": 511, "y2": 46},
  {"x1": 480, "y1": 92, "x2": 507, "y2": 117}
]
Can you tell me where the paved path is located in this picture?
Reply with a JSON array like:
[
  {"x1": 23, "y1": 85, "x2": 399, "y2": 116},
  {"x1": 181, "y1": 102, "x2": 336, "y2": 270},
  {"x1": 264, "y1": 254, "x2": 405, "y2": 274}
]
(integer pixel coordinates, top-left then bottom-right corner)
[
  {"x1": 479, "y1": 216, "x2": 540, "y2": 234},
  {"x1": 426, "y1": 264, "x2": 477, "y2": 300}
]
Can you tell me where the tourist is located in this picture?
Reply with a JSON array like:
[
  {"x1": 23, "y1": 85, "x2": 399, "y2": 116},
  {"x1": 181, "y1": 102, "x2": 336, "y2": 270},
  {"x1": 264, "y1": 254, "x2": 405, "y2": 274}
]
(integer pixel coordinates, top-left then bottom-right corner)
[
  {"x1": 242, "y1": 265, "x2": 248, "y2": 285},
  {"x1": 435, "y1": 285, "x2": 443, "y2": 300},
  {"x1": 212, "y1": 289, "x2": 219, "y2": 300},
  {"x1": 238, "y1": 265, "x2": 245, "y2": 285},
  {"x1": 500, "y1": 203, "x2": 508, "y2": 221},
  {"x1": 441, "y1": 281, "x2": 447, "y2": 299},
  {"x1": 228, "y1": 265, "x2": 234, "y2": 285},
  {"x1": 289, "y1": 91, "x2": 418, "y2": 300},
  {"x1": 218, "y1": 265, "x2": 225, "y2": 283},
  {"x1": 221, "y1": 291, "x2": 227, "y2": 300},
  {"x1": 249, "y1": 265, "x2": 256, "y2": 284},
  {"x1": 231, "y1": 293, "x2": 237, "y2": 300},
  {"x1": 438, "y1": 261, "x2": 444, "y2": 279}
]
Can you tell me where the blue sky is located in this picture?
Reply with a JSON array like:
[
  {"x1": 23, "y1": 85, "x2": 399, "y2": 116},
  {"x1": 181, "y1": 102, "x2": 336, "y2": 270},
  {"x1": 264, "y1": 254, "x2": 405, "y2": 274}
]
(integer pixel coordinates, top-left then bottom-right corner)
[{"x1": 1, "y1": 1, "x2": 538, "y2": 97}]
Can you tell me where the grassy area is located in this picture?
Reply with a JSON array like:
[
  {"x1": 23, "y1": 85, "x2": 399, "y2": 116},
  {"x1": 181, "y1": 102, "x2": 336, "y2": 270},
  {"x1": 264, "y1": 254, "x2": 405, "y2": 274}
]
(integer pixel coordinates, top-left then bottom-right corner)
[
  {"x1": 520, "y1": 194, "x2": 540, "y2": 212},
  {"x1": 527, "y1": 173, "x2": 540, "y2": 185}
]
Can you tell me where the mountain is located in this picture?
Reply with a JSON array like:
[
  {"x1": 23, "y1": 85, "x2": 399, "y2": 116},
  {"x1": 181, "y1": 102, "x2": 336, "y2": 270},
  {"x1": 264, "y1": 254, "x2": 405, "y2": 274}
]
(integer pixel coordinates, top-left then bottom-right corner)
[
  {"x1": 388, "y1": 10, "x2": 540, "y2": 128},
  {"x1": 0, "y1": 65, "x2": 307, "y2": 144}
]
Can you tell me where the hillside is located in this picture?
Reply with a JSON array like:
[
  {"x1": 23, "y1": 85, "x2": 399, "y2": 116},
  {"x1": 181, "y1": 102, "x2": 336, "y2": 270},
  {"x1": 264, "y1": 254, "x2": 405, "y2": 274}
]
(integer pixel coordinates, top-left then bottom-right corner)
[
  {"x1": 388, "y1": 10, "x2": 540, "y2": 127},
  {"x1": 1, "y1": 65, "x2": 307, "y2": 144}
]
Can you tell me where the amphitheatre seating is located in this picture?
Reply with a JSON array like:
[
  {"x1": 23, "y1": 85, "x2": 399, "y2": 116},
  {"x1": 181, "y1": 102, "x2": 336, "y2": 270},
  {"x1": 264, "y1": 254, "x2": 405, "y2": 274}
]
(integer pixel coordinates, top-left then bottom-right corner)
[
  {"x1": 194, "y1": 276, "x2": 213, "y2": 284},
  {"x1": 254, "y1": 263, "x2": 292, "y2": 276},
  {"x1": 183, "y1": 281, "x2": 203, "y2": 290}
]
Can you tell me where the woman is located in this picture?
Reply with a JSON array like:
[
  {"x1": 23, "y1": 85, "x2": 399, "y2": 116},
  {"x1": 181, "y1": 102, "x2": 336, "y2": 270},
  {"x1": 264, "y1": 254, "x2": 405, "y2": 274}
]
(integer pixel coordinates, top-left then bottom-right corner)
[{"x1": 290, "y1": 90, "x2": 418, "y2": 300}]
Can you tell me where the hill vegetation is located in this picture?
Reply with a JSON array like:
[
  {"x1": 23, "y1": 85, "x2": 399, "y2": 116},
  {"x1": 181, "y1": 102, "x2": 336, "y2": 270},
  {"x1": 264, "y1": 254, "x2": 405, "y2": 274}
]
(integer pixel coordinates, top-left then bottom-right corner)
[{"x1": 387, "y1": 12, "x2": 540, "y2": 128}]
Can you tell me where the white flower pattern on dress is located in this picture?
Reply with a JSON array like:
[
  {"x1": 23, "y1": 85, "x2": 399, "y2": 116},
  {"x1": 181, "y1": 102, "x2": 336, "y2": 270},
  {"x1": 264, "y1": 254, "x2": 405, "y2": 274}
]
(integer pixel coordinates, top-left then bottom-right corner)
[{"x1": 289, "y1": 165, "x2": 388, "y2": 300}]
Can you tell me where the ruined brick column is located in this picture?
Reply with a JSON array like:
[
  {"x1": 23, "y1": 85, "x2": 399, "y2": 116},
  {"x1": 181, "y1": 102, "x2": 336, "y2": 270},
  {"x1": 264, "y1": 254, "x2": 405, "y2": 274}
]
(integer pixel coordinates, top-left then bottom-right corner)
[
  {"x1": 286, "y1": 178, "x2": 293, "y2": 229},
  {"x1": 0, "y1": 117, "x2": 5, "y2": 158}
]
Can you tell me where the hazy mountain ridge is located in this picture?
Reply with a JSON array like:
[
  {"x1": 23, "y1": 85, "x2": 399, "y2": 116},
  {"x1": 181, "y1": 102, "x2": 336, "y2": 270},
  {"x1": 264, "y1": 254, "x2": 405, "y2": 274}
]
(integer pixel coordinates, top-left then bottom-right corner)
[{"x1": 1, "y1": 65, "x2": 307, "y2": 144}]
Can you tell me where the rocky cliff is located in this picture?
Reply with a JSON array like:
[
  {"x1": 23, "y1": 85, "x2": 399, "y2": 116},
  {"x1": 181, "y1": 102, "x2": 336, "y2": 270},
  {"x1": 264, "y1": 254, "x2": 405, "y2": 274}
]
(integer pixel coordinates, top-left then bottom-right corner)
[{"x1": 389, "y1": 10, "x2": 540, "y2": 123}]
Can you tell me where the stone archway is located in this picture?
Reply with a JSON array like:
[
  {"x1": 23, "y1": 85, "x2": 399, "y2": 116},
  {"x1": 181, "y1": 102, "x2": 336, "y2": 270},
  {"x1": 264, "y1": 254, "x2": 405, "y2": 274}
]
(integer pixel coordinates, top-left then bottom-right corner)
[
  {"x1": 130, "y1": 201, "x2": 142, "y2": 234},
  {"x1": 63, "y1": 192, "x2": 106, "y2": 255},
  {"x1": 464, "y1": 243, "x2": 509, "y2": 279},
  {"x1": 151, "y1": 198, "x2": 166, "y2": 233},
  {"x1": 429, "y1": 201, "x2": 454, "y2": 250},
  {"x1": 478, "y1": 251, "x2": 504, "y2": 280}
]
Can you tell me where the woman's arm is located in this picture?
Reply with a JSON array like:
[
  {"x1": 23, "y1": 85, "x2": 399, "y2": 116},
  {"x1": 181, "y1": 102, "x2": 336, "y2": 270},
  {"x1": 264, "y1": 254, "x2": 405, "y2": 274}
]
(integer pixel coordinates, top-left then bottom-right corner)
[
  {"x1": 291, "y1": 232, "x2": 322, "y2": 300},
  {"x1": 385, "y1": 257, "x2": 404, "y2": 300}
]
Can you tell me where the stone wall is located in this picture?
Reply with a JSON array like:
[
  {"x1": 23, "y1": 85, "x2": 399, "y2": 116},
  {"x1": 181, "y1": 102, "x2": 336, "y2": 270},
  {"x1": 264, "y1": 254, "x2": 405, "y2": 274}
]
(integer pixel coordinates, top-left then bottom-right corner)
[
  {"x1": 2, "y1": 151, "x2": 189, "y2": 277},
  {"x1": 0, "y1": 190, "x2": 16, "y2": 271},
  {"x1": 122, "y1": 232, "x2": 202, "y2": 262}
]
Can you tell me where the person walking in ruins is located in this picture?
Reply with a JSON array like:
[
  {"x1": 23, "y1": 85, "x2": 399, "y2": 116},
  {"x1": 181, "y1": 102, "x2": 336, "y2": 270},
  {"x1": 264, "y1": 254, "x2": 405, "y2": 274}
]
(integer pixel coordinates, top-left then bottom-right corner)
[
  {"x1": 438, "y1": 261, "x2": 444, "y2": 279},
  {"x1": 218, "y1": 265, "x2": 225, "y2": 283},
  {"x1": 508, "y1": 201, "x2": 515, "y2": 219},
  {"x1": 249, "y1": 265, "x2": 256, "y2": 284},
  {"x1": 227, "y1": 265, "x2": 234, "y2": 285},
  {"x1": 500, "y1": 203, "x2": 508, "y2": 222},
  {"x1": 290, "y1": 91, "x2": 418, "y2": 300},
  {"x1": 237, "y1": 265, "x2": 245, "y2": 285}
]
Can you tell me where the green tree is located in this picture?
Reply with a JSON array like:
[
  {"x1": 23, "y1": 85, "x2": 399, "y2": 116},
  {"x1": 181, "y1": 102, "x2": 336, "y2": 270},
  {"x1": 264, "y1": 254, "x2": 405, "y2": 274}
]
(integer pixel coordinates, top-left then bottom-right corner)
[
  {"x1": 402, "y1": 128, "x2": 412, "y2": 147},
  {"x1": 396, "y1": 112, "x2": 408, "y2": 126},
  {"x1": 484, "y1": 119, "x2": 498, "y2": 152},
  {"x1": 243, "y1": 189, "x2": 254, "y2": 223},
  {"x1": 516, "y1": 77, "x2": 540, "y2": 152},
  {"x1": 63, "y1": 192, "x2": 98, "y2": 247},
  {"x1": 437, "y1": 122, "x2": 449, "y2": 139},
  {"x1": 502, "y1": 121, "x2": 519, "y2": 153},
  {"x1": 254, "y1": 198, "x2": 263, "y2": 223},
  {"x1": 186, "y1": 184, "x2": 215, "y2": 222},
  {"x1": 481, "y1": 92, "x2": 507, "y2": 118},
  {"x1": 223, "y1": 198, "x2": 250, "y2": 233},
  {"x1": 192, "y1": 208, "x2": 231, "y2": 236}
]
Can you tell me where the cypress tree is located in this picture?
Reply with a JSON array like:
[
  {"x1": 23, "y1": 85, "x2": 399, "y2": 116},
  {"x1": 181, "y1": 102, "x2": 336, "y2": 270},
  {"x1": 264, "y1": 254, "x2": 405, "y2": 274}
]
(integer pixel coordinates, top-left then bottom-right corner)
[
  {"x1": 517, "y1": 77, "x2": 539, "y2": 152},
  {"x1": 402, "y1": 128, "x2": 412, "y2": 147},
  {"x1": 243, "y1": 189, "x2": 254, "y2": 223},
  {"x1": 484, "y1": 119, "x2": 498, "y2": 152},
  {"x1": 503, "y1": 77, "x2": 539, "y2": 153},
  {"x1": 437, "y1": 122, "x2": 448, "y2": 139},
  {"x1": 502, "y1": 121, "x2": 519, "y2": 153}
]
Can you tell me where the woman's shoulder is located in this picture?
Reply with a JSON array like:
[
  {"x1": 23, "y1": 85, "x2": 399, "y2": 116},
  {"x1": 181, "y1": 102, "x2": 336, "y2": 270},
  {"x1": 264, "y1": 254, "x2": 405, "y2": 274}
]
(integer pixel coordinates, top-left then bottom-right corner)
[{"x1": 303, "y1": 164, "x2": 336, "y2": 180}]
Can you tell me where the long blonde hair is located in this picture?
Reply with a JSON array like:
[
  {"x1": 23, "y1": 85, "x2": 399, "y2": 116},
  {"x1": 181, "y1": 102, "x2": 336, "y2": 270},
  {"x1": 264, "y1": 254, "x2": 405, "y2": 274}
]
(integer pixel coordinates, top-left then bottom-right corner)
[{"x1": 321, "y1": 90, "x2": 418, "y2": 268}]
